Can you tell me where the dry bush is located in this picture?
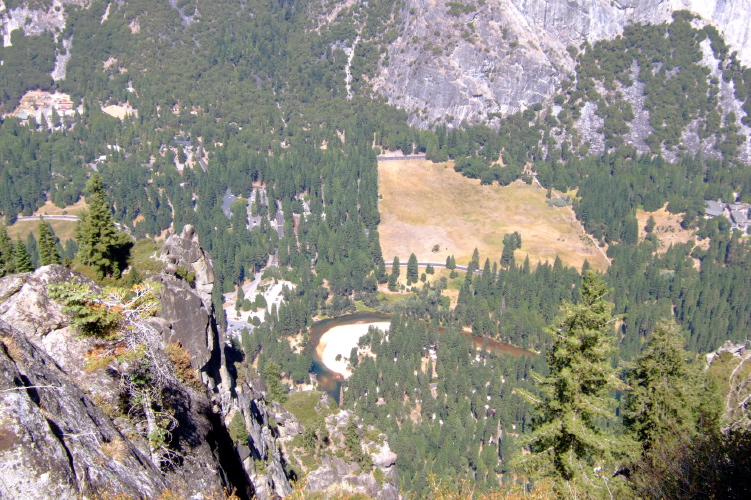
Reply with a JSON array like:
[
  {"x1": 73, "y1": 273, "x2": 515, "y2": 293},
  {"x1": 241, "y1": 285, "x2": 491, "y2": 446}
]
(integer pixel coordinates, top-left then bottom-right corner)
[
  {"x1": 165, "y1": 342, "x2": 202, "y2": 389},
  {"x1": 425, "y1": 474, "x2": 555, "y2": 500},
  {"x1": 100, "y1": 438, "x2": 128, "y2": 462},
  {"x1": 89, "y1": 392, "x2": 121, "y2": 420},
  {"x1": 0, "y1": 335, "x2": 24, "y2": 362}
]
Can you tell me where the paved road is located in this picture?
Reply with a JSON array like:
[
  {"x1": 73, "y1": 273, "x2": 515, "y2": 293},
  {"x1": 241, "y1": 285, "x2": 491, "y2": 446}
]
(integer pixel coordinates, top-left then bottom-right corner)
[
  {"x1": 394, "y1": 260, "x2": 481, "y2": 274},
  {"x1": 16, "y1": 214, "x2": 133, "y2": 234},
  {"x1": 274, "y1": 200, "x2": 284, "y2": 239},
  {"x1": 16, "y1": 215, "x2": 80, "y2": 222},
  {"x1": 377, "y1": 155, "x2": 426, "y2": 161}
]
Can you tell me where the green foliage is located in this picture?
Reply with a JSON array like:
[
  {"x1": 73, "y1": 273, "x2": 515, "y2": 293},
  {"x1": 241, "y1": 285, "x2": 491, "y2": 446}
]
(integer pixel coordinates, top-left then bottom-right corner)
[
  {"x1": 14, "y1": 238, "x2": 33, "y2": 273},
  {"x1": 406, "y1": 253, "x2": 419, "y2": 284},
  {"x1": 0, "y1": 30, "x2": 56, "y2": 112},
  {"x1": 76, "y1": 174, "x2": 132, "y2": 279},
  {"x1": 263, "y1": 359, "x2": 288, "y2": 403},
  {"x1": 644, "y1": 215, "x2": 656, "y2": 234},
  {"x1": 624, "y1": 320, "x2": 708, "y2": 454},
  {"x1": 37, "y1": 217, "x2": 61, "y2": 266},
  {"x1": 175, "y1": 266, "x2": 196, "y2": 286},
  {"x1": 500, "y1": 232, "x2": 521, "y2": 268},
  {"x1": 445, "y1": 1, "x2": 476, "y2": 17},
  {"x1": 228, "y1": 412, "x2": 249, "y2": 445},
  {"x1": 518, "y1": 272, "x2": 628, "y2": 489},
  {"x1": 284, "y1": 391, "x2": 330, "y2": 428},
  {"x1": 344, "y1": 418, "x2": 365, "y2": 463},
  {"x1": 388, "y1": 256, "x2": 400, "y2": 291},
  {"x1": 48, "y1": 280, "x2": 161, "y2": 339},
  {"x1": 0, "y1": 225, "x2": 14, "y2": 276}
]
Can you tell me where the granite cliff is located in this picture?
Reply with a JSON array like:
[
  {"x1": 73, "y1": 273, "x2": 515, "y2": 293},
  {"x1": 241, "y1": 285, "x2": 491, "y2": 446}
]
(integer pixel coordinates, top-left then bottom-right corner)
[{"x1": 371, "y1": 0, "x2": 751, "y2": 127}]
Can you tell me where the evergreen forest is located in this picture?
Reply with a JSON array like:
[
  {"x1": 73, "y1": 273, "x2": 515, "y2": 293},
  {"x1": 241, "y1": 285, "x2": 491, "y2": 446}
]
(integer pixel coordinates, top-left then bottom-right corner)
[{"x1": 1, "y1": 2, "x2": 751, "y2": 497}]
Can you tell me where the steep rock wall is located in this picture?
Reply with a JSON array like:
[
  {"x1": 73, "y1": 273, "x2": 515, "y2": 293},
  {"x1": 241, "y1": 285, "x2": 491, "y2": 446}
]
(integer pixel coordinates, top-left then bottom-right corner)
[{"x1": 371, "y1": 0, "x2": 751, "y2": 127}]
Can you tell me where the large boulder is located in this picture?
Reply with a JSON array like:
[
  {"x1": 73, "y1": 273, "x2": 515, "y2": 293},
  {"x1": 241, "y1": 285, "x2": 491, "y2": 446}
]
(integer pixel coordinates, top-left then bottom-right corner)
[
  {"x1": 160, "y1": 224, "x2": 215, "y2": 305},
  {"x1": 149, "y1": 274, "x2": 217, "y2": 373},
  {"x1": 371, "y1": 442, "x2": 398, "y2": 468}
]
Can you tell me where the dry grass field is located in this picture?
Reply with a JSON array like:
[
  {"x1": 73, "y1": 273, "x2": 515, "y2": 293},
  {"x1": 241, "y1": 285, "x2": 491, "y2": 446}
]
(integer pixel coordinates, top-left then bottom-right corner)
[
  {"x1": 33, "y1": 198, "x2": 88, "y2": 216},
  {"x1": 636, "y1": 206, "x2": 705, "y2": 251},
  {"x1": 6, "y1": 220, "x2": 78, "y2": 243},
  {"x1": 378, "y1": 159, "x2": 610, "y2": 272},
  {"x1": 4, "y1": 199, "x2": 88, "y2": 243}
]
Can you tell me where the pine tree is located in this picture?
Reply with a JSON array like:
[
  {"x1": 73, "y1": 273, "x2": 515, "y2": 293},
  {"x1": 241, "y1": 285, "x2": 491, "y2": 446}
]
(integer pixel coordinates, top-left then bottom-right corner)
[
  {"x1": 26, "y1": 232, "x2": 39, "y2": 269},
  {"x1": 75, "y1": 174, "x2": 125, "y2": 278},
  {"x1": 518, "y1": 271, "x2": 626, "y2": 492},
  {"x1": 625, "y1": 319, "x2": 705, "y2": 451},
  {"x1": 407, "y1": 253, "x2": 418, "y2": 284},
  {"x1": 37, "y1": 217, "x2": 61, "y2": 266},
  {"x1": 645, "y1": 215, "x2": 656, "y2": 234},
  {"x1": 501, "y1": 232, "x2": 522, "y2": 268},
  {"x1": 388, "y1": 256, "x2": 400, "y2": 291},
  {"x1": 624, "y1": 320, "x2": 724, "y2": 497},
  {"x1": 391, "y1": 256, "x2": 400, "y2": 278},
  {"x1": 0, "y1": 225, "x2": 14, "y2": 276},
  {"x1": 263, "y1": 359, "x2": 287, "y2": 403},
  {"x1": 14, "y1": 238, "x2": 33, "y2": 273}
]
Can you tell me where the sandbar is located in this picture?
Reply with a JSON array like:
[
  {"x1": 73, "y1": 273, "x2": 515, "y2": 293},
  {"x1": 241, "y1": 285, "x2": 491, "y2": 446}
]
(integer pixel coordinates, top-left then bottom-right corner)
[{"x1": 316, "y1": 322, "x2": 390, "y2": 379}]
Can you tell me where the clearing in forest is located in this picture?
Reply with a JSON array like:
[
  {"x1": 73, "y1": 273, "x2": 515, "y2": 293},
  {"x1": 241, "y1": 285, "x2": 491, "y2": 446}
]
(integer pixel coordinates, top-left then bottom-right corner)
[
  {"x1": 378, "y1": 159, "x2": 610, "y2": 272},
  {"x1": 636, "y1": 206, "x2": 701, "y2": 251},
  {"x1": 4, "y1": 199, "x2": 88, "y2": 243}
]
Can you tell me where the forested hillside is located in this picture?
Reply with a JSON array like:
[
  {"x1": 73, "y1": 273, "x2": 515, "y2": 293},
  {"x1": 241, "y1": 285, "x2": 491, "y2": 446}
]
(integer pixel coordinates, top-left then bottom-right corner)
[{"x1": 1, "y1": 0, "x2": 751, "y2": 498}]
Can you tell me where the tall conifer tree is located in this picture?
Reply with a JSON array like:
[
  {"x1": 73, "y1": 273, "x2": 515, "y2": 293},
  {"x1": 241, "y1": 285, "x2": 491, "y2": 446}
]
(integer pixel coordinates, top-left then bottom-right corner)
[
  {"x1": 37, "y1": 217, "x2": 61, "y2": 265},
  {"x1": 75, "y1": 174, "x2": 122, "y2": 278},
  {"x1": 407, "y1": 253, "x2": 418, "y2": 284},
  {"x1": 519, "y1": 271, "x2": 627, "y2": 493},
  {"x1": 14, "y1": 238, "x2": 33, "y2": 273},
  {"x1": 625, "y1": 320, "x2": 703, "y2": 450},
  {"x1": 0, "y1": 225, "x2": 14, "y2": 276}
]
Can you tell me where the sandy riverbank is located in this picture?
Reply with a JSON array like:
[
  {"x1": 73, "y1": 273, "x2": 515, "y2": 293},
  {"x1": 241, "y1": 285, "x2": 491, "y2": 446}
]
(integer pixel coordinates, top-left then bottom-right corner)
[{"x1": 316, "y1": 322, "x2": 390, "y2": 379}]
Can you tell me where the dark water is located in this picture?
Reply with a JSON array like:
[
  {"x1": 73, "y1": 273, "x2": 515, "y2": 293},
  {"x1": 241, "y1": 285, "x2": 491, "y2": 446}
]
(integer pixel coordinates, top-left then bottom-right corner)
[
  {"x1": 306, "y1": 312, "x2": 535, "y2": 403},
  {"x1": 306, "y1": 313, "x2": 391, "y2": 403}
]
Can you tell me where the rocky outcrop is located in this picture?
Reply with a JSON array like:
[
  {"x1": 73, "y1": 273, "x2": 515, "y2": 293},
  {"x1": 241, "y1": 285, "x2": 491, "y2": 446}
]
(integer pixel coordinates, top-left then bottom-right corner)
[
  {"x1": 281, "y1": 398, "x2": 401, "y2": 500},
  {"x1": 153, "y1": 225, "x2": 227, "y2": 393},
  {"x1": 0, "y1": 228, "x2": 402, "y2": 500},
  {"x1": 0, "y1": 266, "x2": 249, "y2": 498},
  {"x1": 0, "y1": 317, "x2": 166, "y2": 499},
  {"x1": 231, "y1": 382, "x2": 295, "y2": 499},
  {"x1": 160, "y1": 224, "x2": 215, "y2": 305},
  {"x1": 0, "y1": 266, "x2": 118, "y2": 403},
  {"x1": 150, "y1": 274, "x2": 219, "y2": 378}
]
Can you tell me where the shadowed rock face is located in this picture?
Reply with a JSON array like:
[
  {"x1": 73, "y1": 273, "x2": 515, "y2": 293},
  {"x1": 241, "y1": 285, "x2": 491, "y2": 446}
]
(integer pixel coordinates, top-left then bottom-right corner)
[{"x1": 150, "y1": 274, "x2": 216, "y2": 372}]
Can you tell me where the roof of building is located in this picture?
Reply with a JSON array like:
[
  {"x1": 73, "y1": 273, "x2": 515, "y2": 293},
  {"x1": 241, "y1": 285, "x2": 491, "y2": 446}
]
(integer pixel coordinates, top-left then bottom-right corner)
[
  {"x1": 731, "y1": 210, "x2": 749, "y2": 225},
  {"x1": 705, "y1": 200, "x2": 726, "y2": 217}
]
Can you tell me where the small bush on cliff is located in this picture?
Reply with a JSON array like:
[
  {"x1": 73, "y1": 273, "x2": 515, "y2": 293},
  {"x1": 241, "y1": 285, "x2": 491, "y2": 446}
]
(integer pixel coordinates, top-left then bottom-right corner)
[
  {"x1": 49, "y1": 281, "x2": 161, "y2": 339},
  {"x1": 228, "y1": 412, "x2": 249, "y2": 445}
]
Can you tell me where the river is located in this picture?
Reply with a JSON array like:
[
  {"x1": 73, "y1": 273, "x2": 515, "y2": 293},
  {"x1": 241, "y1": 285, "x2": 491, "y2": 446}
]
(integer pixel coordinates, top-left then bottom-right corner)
[{"x1": 305, "y1": 312, "x2": 535, "y2": 403}]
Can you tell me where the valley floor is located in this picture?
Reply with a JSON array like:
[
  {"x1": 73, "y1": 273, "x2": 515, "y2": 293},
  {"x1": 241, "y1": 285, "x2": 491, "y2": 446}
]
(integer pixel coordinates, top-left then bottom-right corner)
[{"x1": 378, "y1": 159, "x2": 610, "y2": 271}]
